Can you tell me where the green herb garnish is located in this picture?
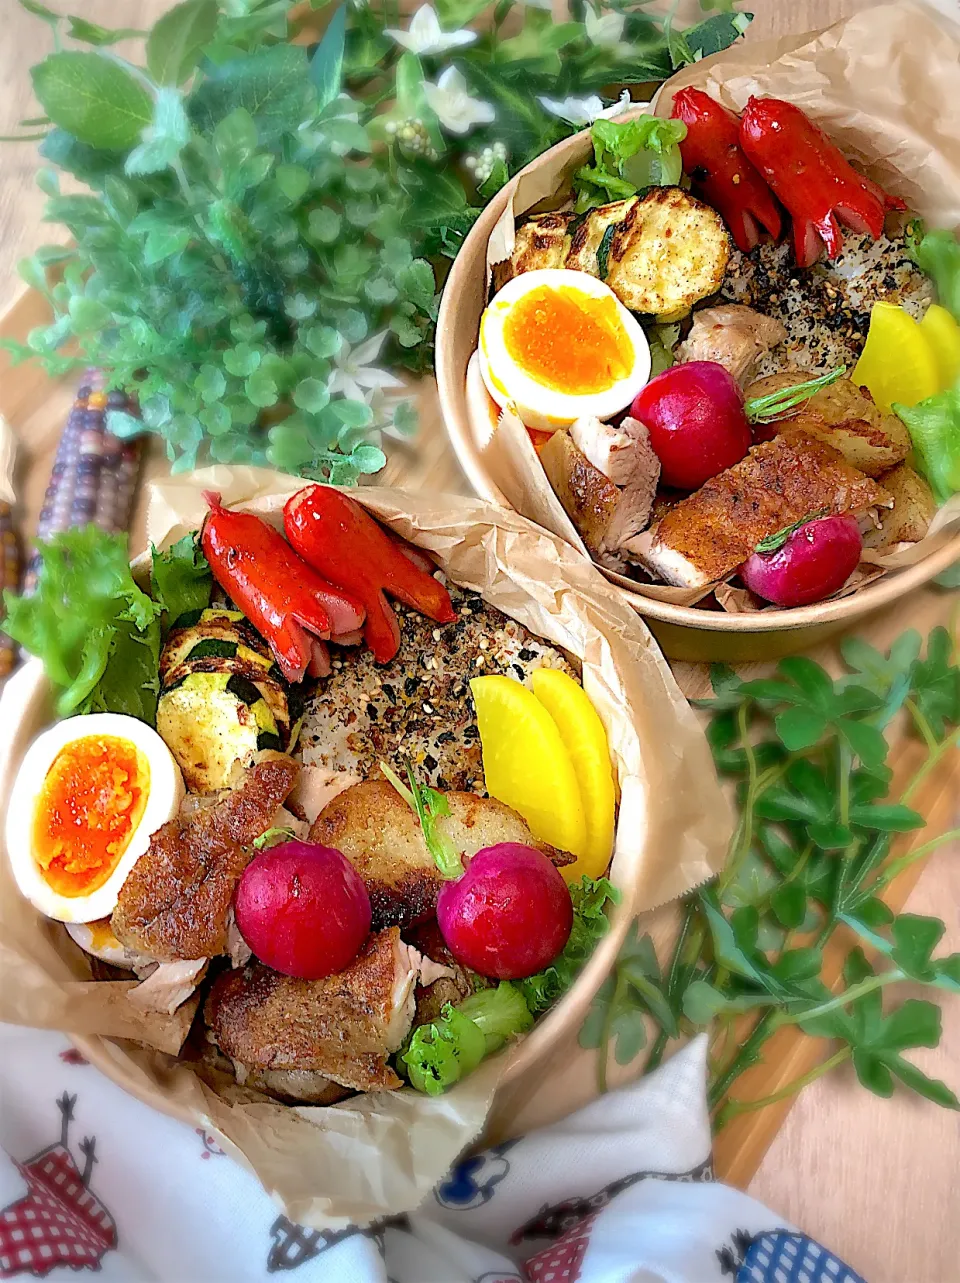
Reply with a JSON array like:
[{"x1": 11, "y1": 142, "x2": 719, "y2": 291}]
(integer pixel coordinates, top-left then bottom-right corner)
[
  {"x1": 745, "y1": 365, "x2": 847, "y2": 425},
  {"x1": 754, "y1": 509, "x2": 830, "y2": 555},
  {"x1": 4, "y1": 526, "x2": 162, "y2": 723},
  {"x1": 253, "y1": 825, "x2": 295, "y2": 850},
  {"x1": 906, "y1": 224, "x2": 960, "y2": 323},
  {"x1": 894, "y1": 389, "x2": 960, "y2": 505},
  {"x1": 581, "y1": 629, "x2": 960, "y2": 1118},
  {"x1": 151, "y1": 535, "x2": 212, "y2": 633},
  {"x1": 573, "y1": 116, "x2": 688, "y2": 214},
  {"x1": 380, "y1": 761, "x2": 461, "y2": 879},
  {"x1": 519, "y1": 875, "x2": 619, "y2": 1014}
]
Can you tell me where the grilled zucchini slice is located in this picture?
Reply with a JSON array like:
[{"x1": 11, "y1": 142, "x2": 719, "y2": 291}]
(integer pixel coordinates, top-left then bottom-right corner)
[
  {"x1": 497, "y1": 210, "x2": 574, "y2": 289},
  {"x1": 157, "y1": 670, "x2": 283, "y2": 793},
  {"x1": 157, "y1": 609, "x2": 297, "y2": 792},
  {"x1": 502, "y1": 188, "x2": 730, "y2": 322},
  {"x1": 159, "y1": 609, "x2": 278, "y2": 685},
  {"x1": 605, "y1": 188, "x2": 730, "y2": 321},
  {"x1": 565, "y1": 199, "x2": 637, "y2": 278}
]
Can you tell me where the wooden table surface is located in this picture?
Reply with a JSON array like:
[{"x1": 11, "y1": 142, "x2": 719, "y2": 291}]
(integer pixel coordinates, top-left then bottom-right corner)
[{"x1": 1, "y1": 4, "x2": 958, "y2": 1282}]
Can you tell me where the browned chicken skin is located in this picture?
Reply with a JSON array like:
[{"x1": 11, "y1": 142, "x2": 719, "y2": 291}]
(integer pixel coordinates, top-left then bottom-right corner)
[
  {"x1": 630, "y1": 431, "x2": 892, "y2": 588},
  {"x1": 540, "y1": 423, "x2": 660, "y2": 572},
  {"x1": 310, "y1": 780, "x2": 574, "y2": 932},
  {"x1": 205, "y1": 928, "x2": 420, "y2": 1093},
  {"x1": 112, "y1": 753, "x2": 300, "y2": 962}
]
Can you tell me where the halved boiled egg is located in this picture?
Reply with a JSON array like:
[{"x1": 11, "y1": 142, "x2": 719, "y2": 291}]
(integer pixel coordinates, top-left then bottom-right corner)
[
  {"x1": 65, "y1": 919, "x2": 147, "y2": 971},
  {"x1": 6, "y1": 713, "x2": 184, "y2": 924},
  {"x1": 479, "y1": 269, "x2": 651, "y2": 431}
]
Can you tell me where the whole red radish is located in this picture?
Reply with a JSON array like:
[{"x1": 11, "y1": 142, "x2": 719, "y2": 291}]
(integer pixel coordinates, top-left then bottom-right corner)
[
  {"x1": 235, "y1": 840, "x2": 371, "y2": 979},
  {"x1": 630, "y1": 362, "x2": 752, "y2": 490},
  {"x1": 436, "y1": 843, "x2": 573, "y2": 980},
  {"x1": 740, "y1": 514, "x2": 862, "y2": 608}
]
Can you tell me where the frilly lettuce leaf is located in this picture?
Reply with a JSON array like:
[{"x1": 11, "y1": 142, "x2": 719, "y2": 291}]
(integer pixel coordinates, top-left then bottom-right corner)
[
  {"x1": 518, "y1": 875, "x2": 619, "y2": 1014},
  {"x1": 4, "y1": 525, "x2": 161, "y2": 722}
]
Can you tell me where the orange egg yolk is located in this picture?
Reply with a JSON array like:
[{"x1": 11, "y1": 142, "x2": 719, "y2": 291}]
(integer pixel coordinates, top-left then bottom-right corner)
[
  {"x1": 32, "y1": 736, "x2": 149, "y2": 898},
  {"x1": 502, "y1": 286, "x2": 634, "y2": 395}
]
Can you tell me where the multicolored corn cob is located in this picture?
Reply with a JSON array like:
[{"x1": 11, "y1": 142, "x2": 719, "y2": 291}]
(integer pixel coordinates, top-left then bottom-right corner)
[
  {"x1": 23, "y1": 371, "x2": 142, "y2": 594},
  {"x1": 0, "y1": 415, "x2": 21, "y2": 679}
]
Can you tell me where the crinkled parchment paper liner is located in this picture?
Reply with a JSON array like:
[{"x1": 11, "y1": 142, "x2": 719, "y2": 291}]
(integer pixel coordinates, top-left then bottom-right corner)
[
  {"x1": 470, "y1": 0, "x2": 960, "y2": 613},
  {"x1": 0, "y1": 466, "x2": 730, "y2": 1228}
]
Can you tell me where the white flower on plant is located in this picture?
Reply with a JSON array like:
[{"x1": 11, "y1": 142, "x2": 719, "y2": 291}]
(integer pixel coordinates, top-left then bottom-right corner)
[
  {"x1": 585, "y1": 6, "x2": 623, "y2": 46},
  {"x1": 385, "y1": 5, "x2": 477, "y2": 56},
  {"x1": 422, "y1": 67, "x2": 495, "y2": 136},
  {"x1": 366, "y1": 385, "x2": 416, "y2": 445},
  {"x1": 327, "y1": 332, "x2": 406, "y2": 406},
  {"x1": 538, "y1": 89, "x2": 632, "y2": 126},
  {"x1": 584, "y1": 6, "x2": 633, "y2": 58}
]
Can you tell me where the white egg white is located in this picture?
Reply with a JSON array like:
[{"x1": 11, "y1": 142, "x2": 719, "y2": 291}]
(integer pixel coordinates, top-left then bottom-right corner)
[
  {"x1": 65, "y1": 920, "x2": 147, "y2": 972},
  {"x1": 6, "y1": 712, "x2": 185, "y2": 924},
  {"x1": 478, "y1": 269, "x2": 651, "y2": 431}
]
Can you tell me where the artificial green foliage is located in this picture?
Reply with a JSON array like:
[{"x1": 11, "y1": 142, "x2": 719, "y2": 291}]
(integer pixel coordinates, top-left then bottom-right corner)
[
  {"x1": 582, "y1": 628, "x2": 960, "y2": 1121},
  {"x1": 5, "y1": 0, "x2": 750, "y2": 481}
]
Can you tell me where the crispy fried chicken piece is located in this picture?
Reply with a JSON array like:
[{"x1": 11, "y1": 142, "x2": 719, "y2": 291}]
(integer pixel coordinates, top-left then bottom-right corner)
[
  {"x1": 539, "y1": 430, "x2": 659, "y2": 573},
  {"x1": 205, "y1": 928, "x2": 421, "y2": 1093},
  {"x1": 310, "y1": 780, "x2": 574, "y2": 932},
  {"x1": 676, "y1": 304, "x2": 786, "y2": 384},
  {"x1": 628, "y1": 430, "x2": 892, "y2": 588},
  {"x1": 112, "y1": 753, "x2": 300, "y2": 962}
]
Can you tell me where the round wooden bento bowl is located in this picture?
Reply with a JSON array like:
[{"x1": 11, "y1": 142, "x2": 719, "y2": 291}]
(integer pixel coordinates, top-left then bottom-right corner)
[{"x1": 435, "y1": 127, "x2": 960, "y2": 664}]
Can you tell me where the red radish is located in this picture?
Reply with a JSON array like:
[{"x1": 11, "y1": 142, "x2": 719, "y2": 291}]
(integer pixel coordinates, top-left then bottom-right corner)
[
  {"x1": 631, "y1": 363, "x2": 849, "y2": 491},
  {"x1": 630, "y1": 362, "x2": 752, "y2": 490},
  {"x1": 740, "y1": 514, "x2": 862, "y2": 607},
  {"x1": 235, "y1": 840, "x2": 371, "y2": 979},
  {"x1": 436, "y1": 843, "x2": 573, "y2": 980}
]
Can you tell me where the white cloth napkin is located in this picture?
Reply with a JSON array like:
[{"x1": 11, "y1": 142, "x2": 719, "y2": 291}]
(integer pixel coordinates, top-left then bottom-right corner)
[{"x1": 0, "y1": 1024, "x2": 866, "y2": 1283}]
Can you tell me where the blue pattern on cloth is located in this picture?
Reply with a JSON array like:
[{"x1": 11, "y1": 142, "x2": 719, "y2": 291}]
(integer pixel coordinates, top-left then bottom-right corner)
[{"x1": 739, "y1": 1232, "x2": 868, "y2": 1283}]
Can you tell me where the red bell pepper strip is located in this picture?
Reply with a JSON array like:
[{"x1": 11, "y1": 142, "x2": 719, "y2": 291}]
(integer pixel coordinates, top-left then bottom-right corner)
[
  {"x1": 670, "y1": 88, "x2": 782, "y2": 253},
  {"x1": 283, "y1": 486, "x2": 457, "y2": 665},
  {"x1": 738, "y1": 96, "x2": 906, "y2": 269},
  {"x1": 201, "y1": 492, "x2": 366, "y2": 683}
]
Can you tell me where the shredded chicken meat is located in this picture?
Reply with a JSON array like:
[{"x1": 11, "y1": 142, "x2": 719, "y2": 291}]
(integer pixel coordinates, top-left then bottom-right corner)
[
  {"x1": 676, "y1": 304, "x2": 787, "y2": 385},
  {"x1": 127, "y1": 959, "x2": 208, "y2": 1015}
]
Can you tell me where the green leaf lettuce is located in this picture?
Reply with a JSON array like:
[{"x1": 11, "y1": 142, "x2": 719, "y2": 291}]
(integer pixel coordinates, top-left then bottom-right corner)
[{"x1": 4, "y1": 526, "x2": 162, "y2": 723}]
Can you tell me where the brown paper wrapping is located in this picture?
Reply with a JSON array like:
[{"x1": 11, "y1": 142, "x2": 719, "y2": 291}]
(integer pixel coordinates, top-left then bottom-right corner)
[
  {"x1": 0, "y1": 466, "x2": 730, "y2": 1228},
  {"x1": 476, "y1": 0, "x2": 960, "y2": 611}
]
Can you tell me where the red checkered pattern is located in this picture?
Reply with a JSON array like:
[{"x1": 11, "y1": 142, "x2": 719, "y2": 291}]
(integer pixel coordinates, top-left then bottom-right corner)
[
  {"x1": 0, "y1": 1145, "x2": 116, "y2": 1279},
  {"x1": 523, "y1": 1211, "x2": 597, "y2": 1283}
]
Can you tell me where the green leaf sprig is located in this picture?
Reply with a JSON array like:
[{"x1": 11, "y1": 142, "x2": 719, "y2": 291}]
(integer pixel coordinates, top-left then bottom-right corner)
[
  {"x1": 380, "y1": 760, "x2": 462, "y2": 879},
  {"x1": 5, "y1": 0, "x2": 751, "y2": 482},
  {"x1": 582, "y1": 627, "x2": 960, "y2": 1122}
]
